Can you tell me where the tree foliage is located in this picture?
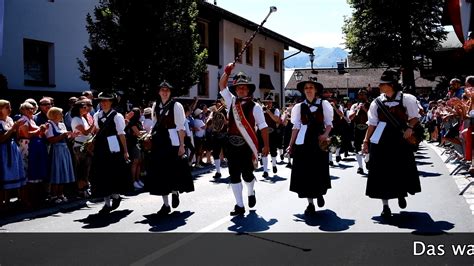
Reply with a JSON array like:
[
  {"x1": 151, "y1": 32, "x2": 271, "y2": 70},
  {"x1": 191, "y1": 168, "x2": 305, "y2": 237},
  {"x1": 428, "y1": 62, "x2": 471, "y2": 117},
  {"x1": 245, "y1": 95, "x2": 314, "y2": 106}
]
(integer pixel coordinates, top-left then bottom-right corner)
[
  {"x1": 342, "y1": 0, "x2": 447, "y2": 89},
  {"x1": 78, "y1": 0, "x2": 208, "y2": 103}
]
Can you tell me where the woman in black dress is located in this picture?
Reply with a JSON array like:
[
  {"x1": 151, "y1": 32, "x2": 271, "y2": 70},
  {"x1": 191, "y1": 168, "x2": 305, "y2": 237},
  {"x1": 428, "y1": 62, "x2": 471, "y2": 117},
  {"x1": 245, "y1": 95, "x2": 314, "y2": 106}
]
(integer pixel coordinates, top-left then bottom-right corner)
[
  {"x1": 287, "y1": 77, "x2": 333, "y2": 215},
  {"x1": 148, "y1": 81, "x2": 194, "y2": 215},
  {"x1": 91, "y1": 92, "x2": 131, "y2": 214},
  {"x1": 362, "y1": 70, "x2": 421, "y2": 218}
]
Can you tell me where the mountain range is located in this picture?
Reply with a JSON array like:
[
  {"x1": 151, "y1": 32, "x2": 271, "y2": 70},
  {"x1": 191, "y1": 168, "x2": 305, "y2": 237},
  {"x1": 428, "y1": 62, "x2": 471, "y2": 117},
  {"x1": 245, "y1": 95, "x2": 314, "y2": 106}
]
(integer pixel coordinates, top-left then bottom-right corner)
[{"x1": 284, "y1": 47, "x2": 349, "y2": 69}]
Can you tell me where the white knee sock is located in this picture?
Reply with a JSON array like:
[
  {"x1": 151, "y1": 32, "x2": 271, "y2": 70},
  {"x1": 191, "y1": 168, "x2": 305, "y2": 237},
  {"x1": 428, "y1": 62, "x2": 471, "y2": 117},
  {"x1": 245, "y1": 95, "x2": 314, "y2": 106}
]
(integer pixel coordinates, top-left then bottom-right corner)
[
  {"x1": 104, "y1": 196, "x2": 111, "y2": 207},
  {"x1": 271, "y1": 157, "x2": 277, "y2": 167},
  {"x1": 307, "y1": 198, "x2": 314, "y2": 204},
  {"x1": 356, "y1": 154, "x2": 363, "y2": 168},
  {"x1": 245, "y1": 179, "x2": 255, "y2": 196},
  {"x1": 382, "y1": 199, "x2": 389, "y2": 206},
  {"x1": 262, "y1": 156, "x2": 269, "y2": 172},
  {"x1": 162, "y1": 195, "x2": 170, "y2": 207},
  {"x1": 231, "y1": 183, "x2": 244, "y2": 207},
  {"x1": 328, "y1": 153, "x2": 333, "y2": 162},
  {"x1": 215, "y1": 159, "x2": 221, "y2": 173}
]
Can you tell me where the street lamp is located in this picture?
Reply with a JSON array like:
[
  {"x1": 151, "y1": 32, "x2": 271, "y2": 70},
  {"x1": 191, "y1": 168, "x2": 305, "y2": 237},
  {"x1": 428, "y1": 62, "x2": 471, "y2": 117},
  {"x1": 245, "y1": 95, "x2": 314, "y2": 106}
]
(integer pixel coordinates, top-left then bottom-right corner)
[
  {"x1": 294, "y1": 70, "x2": 303, "y2": 81},
  {"x1": 309, "y1": 53, "x2": 315, "y2": 70}
]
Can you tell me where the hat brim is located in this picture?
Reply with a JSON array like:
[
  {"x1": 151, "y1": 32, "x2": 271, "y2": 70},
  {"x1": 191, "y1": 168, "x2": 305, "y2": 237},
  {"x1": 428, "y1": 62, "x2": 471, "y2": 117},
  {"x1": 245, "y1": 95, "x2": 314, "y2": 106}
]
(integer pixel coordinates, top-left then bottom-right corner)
[
  {"x1": 378, "y1": 80, "x2": 393, "y2": 84},
  {"x1": 96, "y1": 96, "x2": 115, "y2": 100},
  {"x1": 229, "y1": 83, "x2": 256, "y2": 95}
]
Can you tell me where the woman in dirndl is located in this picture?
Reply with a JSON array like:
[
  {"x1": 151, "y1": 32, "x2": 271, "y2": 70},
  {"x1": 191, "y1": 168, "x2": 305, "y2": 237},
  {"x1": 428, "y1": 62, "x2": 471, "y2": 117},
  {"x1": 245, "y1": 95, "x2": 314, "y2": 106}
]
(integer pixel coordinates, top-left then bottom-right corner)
[
  {"x1": 91, "y1": 92, "x2": 131, "y2": 215},
  {"x1": 147, "y1": 81, "x2": 194, "y2": 215},
  {"x1": 45, "y1": 107, "x2": 76, "y2": 203},
  {"x1": 0, "y1": 100, "x2": 26, "y2": 209},
  {"x1": 287, "y1": 76, "x2": 333, "y2": 215},
  {"x1": 17, "y1": 101, "x2": 49, "y2": 207},
  {"x1": 362, "y1": 69, "x2": 421, "y2": 219}
]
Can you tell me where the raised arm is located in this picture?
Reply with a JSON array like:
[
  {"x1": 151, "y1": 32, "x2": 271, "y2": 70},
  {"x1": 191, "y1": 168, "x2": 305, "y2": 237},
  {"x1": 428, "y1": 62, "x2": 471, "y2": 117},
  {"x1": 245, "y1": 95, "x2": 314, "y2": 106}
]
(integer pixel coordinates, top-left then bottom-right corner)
[{"x1": 219, "y1": 63, "x2": 235, "y2": 91}]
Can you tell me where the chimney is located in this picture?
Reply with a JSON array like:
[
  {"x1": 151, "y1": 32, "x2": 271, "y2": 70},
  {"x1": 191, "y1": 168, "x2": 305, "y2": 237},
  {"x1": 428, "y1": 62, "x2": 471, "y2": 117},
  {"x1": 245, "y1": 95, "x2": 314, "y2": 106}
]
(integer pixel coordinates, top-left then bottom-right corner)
[{"x1": 337, "y1": 60, "x2": 346, "y2": 74}]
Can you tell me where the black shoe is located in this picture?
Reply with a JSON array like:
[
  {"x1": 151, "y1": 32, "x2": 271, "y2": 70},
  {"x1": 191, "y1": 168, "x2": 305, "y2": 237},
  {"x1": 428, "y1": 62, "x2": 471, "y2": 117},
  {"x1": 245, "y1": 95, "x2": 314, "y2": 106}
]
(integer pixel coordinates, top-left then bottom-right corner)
[
  {"x1": 110, "y1": 197, "x2": 122, "y2": 210},
  {"x1": 398, "y1": 197, "x2": 407, "y2": 209},
  {"x1": 230, "y1": 205, "x2": 245, "y2": 216},
  {"x1": 157, "y1": 204, "x2": 171, "y2": 216},
  {"x1": 336, "y1": 156, "x2": 341, "y2": 162},
  {"x1": 329, "y1": 161, "x2": 334, "y2": 166},
  {"x1": 381, "y1": 205, "x2": 392, "y2": 218},
  {"x1": 317, "y1": 196, "x2": 325, "y2": 207},
  {"x1": 262, "y1": 172, "x2": 269, "y2": 178},
  {"x1": 248, "y1": 191, "x2": 256, "y2": 208},
  {"x1": 304, "y1": 203, "x2": 316, "y2": 216},
  {"x1": 98, "y1": 205, "x2": 113, "y2": 215},
  {"x1": 213, "y1": 172, "x2": 222, "y2": 179},
  {"x1": 286, "y1": 162, "x2": 292, "y2": 168},
  {"x1": 272, "y1": 166, "x2": 277, "y2": 174},
  {"x1": 280, "y1": 154, "x2": 284, "y2": 161},
  {"x1": 172, "y1": 193, "x2": 180, "y2": 208},
  {"x1": 357, "y1": 167, "x2": 364, "y2": 174}
]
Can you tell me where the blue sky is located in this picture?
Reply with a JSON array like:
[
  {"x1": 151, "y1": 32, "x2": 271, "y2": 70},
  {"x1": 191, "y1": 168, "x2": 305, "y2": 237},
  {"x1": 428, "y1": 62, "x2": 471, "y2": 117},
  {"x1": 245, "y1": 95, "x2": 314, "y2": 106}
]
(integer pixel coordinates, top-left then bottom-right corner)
[{"x1": 215, "y1": 0, "x2": 352, "y2": 49}]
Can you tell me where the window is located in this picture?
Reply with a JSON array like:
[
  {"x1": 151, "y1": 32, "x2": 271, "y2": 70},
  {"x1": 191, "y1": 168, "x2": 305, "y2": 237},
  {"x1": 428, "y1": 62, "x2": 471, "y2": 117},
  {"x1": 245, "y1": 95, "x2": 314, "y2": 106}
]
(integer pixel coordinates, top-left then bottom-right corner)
[
  {"x1": 259, "y1": 48, "x2": 265, "y2": 69},
  {"x1": 197, "y1": 20, "x2": 209, "y2": 49},
  {"x1": 23, "y1": 39, "x2": 55, "y2": 87},
  {"x1": 197, "y1": 72, "x2": 209, "y2": 97},
  {"x1": 273, "y1": 52, "x2": 280, "y2": 72},
  {"x1": 245, "y1": 44, "x2": 253, "y2": 66},
  {"x1": 234, "y1": 38, "x2": 242, "y2": 64}
]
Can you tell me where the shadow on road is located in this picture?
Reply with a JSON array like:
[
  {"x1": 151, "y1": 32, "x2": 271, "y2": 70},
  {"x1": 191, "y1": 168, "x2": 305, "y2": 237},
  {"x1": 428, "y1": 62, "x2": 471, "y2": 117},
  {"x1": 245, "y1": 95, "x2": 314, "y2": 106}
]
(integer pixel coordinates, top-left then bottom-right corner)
[
  {"x1": 332, "y1": 163, "x2": 354, "y2": 170},
  {"x1": 415, "y1": 155, "x2": 430, "y2": 160},
  {"x1": 260, "y1": 175, "x2": 287, "y2": 184},
  {"x1": 372, "y1": 211, "x2": 455, "y2": 235},
  {"x1": 136, "y1": 210, "x2": 194, "y2": 232},
  {"x1": 418, "y1": 170, "x2": 442, "y2": 178},
  {"x1": 74, "y1": 209, "x2": 133, "y2": 229},
  {"x1": 228, "y1": 210, "x2": 277, "y2": 233},
  {"x1": 293, "y1": 209, "x2": 355, "y2": 232},
  {"x1": 209, "y1": 176, "x2": 231, "y2": 184}
]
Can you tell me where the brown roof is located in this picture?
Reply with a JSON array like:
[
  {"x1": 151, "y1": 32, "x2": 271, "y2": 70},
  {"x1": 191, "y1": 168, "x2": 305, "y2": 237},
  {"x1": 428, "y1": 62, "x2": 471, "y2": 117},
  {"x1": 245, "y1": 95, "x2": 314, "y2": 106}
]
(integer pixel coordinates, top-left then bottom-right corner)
[{"x1": 286, "y1": 68, "x2": 438, "y2": 90}]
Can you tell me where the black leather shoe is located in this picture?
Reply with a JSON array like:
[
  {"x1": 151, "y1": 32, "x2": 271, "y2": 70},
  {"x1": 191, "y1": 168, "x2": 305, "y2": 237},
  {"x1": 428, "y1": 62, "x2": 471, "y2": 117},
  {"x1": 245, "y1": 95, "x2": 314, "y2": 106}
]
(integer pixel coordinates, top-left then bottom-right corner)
[
  {"x1": 304, "y1": 203, "x2": 316, "y2": 215},
  {"x1": 262, "y1": 172, "x2": 269, "y2": 178},
  {"x1": 357, "y1": 167, "x2": 364, "y2": 174},
  {"x1": 272, "y1": 166, "x2": 277, "y2": 173},
  {"x1": 317, "y1": 196, "x2": 325, "y2": 207},
  {"x1": 280, "y1": 154, "x2": 284, "y2": 161},
  {"x1": 230, "y1": 205, "x2": 245, "y2": 216},
  {"x1": 329, "y1": 161, "x2": 334, "y2": 166},
  {"x1": 172, "y1": 193, "x2": 180, "y2": 208},
  {"x1": 111, "y1": 197, "x2": 122, "y2": 210},
  {"x1": 98, "y1": 205, "x2": 113, "y2": 215},
  {"x1": 213, "y1": 172, "x2": 222, "y2": 179},
  {"x1": 157, "y1": 204, "x2": 171, "y2": 216},
  {"x1": 248, "y1": 191, "x2": 256, "y2": 208},
  {"x1": 286, "y1": 162, "x2": 292, "y2": 168},
  {"x1": 398, "y1": 197, "x2": 407, "y2": 209},
  {"x1": 336, "y1": 156, "x2": 341, "y2": 162},
  {"x1": 381, "y1": 205, "x2": 392, "y2": 219}
]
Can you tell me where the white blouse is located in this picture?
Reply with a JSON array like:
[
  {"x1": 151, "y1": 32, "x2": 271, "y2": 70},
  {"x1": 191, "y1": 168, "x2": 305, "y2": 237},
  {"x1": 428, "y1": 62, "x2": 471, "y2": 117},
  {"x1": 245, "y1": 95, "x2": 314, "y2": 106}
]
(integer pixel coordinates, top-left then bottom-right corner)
[
  {"x1": 93, "y1": 110, "x2": 126, "y2": 135},
  {"x1": 291, "y1": 99, "x2": 334, "y2": 129},
  {"x1": 367, "y1": 92, "x2": 421, "y2": 126},
  {"x1": 220, "y1": 87, "x2": 268, "y2": 130}
]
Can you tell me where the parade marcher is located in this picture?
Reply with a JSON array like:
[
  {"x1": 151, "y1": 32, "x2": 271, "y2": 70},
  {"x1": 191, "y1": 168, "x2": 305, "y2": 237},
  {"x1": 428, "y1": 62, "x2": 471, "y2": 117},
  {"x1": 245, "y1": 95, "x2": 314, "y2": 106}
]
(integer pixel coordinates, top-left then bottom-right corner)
[
  {"x1": 281, "y1": 103, "x2": 294, "y2": 168},
  {"x1": 192, "y1": 108, "x2": 206, "y2": 168},
  {"x1": 348, "y1": 88, "x2": 371, "y2": 174},
  {"x1": 0, "y1": 100, "x2": 26, "y2": 209},
  {"x1": 362, "y1": 70, "x2": 421, "y2": 219},
  {"x1": 287, "y1": 76, "x2": 333, "y2": 215},
  {"x1": 219, "y1": 63, "x2": 269, "y2": 216},
  {"x1": 91, "y1": 92, "x2": 131, "y2": 215},
  {"x1": 148, "y1": 81, "x2": 194, "y2": 215},
  {"x1": 45, "y1": 107, "x2": 76, "y2": 203},
  {"x1": 207, "y1": 100, "x2": 228, "y2": 179},
  {"x1": 327, "y1": 97, "x2": 347, "y2": 166},
  {"x1": 260, "y1": 99, "x2": 281, "y2": 178},
  {"x1": 70, "y1": 100, "x2": 95, "y2": 198},
  {"x1": 142, "y1": 107, "x2": 154, "y2": 133},
  {"x1": 125, "y1": 107, "x2": 145, "y2": 190}
]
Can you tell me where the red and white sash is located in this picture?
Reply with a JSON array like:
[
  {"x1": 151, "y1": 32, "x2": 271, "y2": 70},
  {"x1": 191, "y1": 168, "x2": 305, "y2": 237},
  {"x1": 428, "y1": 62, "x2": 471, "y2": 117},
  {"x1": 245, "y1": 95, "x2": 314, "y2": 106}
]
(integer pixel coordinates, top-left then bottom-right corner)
[{"x1": 231, "y1": 97, "x2": 259, "y2": 169}]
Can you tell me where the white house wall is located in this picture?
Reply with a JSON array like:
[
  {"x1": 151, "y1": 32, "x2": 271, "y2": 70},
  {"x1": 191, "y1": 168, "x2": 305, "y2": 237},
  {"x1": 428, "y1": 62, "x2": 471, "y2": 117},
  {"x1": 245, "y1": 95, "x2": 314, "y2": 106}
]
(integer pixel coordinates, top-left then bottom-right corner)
[{"x1": 0, "y1": 0, "x2": 97, "y2": 93}]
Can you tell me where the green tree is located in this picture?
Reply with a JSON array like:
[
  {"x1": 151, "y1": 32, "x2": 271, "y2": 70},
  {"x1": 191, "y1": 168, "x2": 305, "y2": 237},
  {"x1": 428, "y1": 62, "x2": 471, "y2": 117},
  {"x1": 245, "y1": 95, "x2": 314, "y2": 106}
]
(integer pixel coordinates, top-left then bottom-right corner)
[
  {"x1": 342, "y1": 0, "x2": 446, "y2": 92},
  {"x1": 78, "y1": 0, "x2": 208, "y2": 103}
]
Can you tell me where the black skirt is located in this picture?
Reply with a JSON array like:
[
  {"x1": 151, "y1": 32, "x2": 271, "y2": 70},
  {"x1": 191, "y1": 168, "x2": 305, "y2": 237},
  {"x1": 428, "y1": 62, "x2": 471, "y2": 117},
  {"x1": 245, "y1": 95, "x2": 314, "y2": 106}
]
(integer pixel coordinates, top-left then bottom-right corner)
[
  {"x1": 146, "y1": 134, "x2": 194, "y2": 196},
  {"x1": 90, "y1": 138, "x2": 132, "y2": 198},
  {"x1": 290, "y1": 141, "x2": 331, "y2": 198},
  {"x1": 366, "y1": 127, "x2": 421, "y2": 199}
]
